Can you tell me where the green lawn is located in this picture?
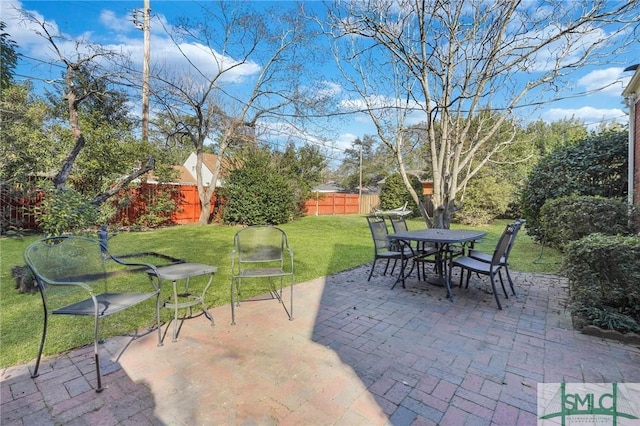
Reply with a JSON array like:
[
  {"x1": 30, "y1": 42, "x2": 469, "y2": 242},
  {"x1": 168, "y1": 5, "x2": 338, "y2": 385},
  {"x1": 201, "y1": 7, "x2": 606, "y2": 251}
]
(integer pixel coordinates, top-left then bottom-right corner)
[{"x1": 0, "y1": 215, "x2": 562, "y2": 368}]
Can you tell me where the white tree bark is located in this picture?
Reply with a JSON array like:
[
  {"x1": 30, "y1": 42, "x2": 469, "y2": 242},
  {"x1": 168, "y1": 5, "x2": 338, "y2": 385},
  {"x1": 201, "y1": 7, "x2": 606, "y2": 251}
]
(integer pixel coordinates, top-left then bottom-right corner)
[{"x1": 326, "y1": 0, "x2": 639, "y2": 228}]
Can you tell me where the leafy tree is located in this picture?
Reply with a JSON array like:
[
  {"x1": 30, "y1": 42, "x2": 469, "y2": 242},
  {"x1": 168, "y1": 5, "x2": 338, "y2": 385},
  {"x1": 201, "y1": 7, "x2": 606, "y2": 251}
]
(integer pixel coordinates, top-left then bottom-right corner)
[
  {"x1": 524, "y1": 119, "x2": 588, "y2": 157},
  {"x1": 0, "y1": 21, "x2": 18, "y2": 89},
  {"x1": 455, "y1": 174, "x2": 513, "y2": 226},
  {"x1": 522, "y1": 129, "x2": 628, "y2": 242},
  {"x1": 336, "y1": 136, "x2": 391, "y2": 190},
  {"x1": 325, "y1": 0, "x2": 638, "y2": 228},
  {"x1": 221, "y1": 148, "x2": 297, "y2": 225},
  {"x1": 20, "y1": 14, "x2": 156, "y2": 203},
  {"x1": 0, "y1": 82, "x2": 54, "y2": 184},
  {"x1": 276, "y1": 142, "x2": 327, "y2": 217},
  {"x1": 153, "y1": 1, "x2": 323, "y2": 224}
]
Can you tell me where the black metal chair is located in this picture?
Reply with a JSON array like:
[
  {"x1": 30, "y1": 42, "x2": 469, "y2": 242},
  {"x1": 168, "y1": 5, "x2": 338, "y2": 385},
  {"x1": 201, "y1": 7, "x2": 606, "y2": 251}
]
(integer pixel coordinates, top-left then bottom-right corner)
[
  {"x1": 467, "y1": 219, "x2": 524, "y2": 296},
  {"x1": 389, "y1": 215, "x2": 439, "y2": 281},
  {"x1": 230, "y1": 226, "x2": 294, "y2": 325},
  {"x1": 24, "y1": 236, "x2": 171, "y2": 392},
  {"x1": 450, "y1": 222, "x2": 517, "y2": 309},
  {"x1": 366, "y1": 215, "x2": 416, "y2": 281}
]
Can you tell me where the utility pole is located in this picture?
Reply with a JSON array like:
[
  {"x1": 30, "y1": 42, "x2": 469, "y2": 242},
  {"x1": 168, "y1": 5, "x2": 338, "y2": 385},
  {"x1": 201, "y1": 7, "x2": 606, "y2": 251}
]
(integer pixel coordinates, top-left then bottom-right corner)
[
  {"x1": 358, "y1": 141, "x2": 363, "y2": 213},
  {"x1": 133, "y1": 0, "x2": 151, "y2": 143}
]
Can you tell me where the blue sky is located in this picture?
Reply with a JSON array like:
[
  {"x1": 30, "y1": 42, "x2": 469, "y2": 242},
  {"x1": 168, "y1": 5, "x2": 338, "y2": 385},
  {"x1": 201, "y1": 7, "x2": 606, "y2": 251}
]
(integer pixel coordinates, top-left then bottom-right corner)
[{"x1": 4, "y1": 0, "x2": 638, "y2": 160}]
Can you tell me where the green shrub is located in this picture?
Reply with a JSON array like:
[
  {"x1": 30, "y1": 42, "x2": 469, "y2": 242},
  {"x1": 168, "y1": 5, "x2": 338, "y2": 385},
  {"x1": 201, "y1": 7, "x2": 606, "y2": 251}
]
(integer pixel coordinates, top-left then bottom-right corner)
[
  {"x1": 221, "y1": 149, "x2": 297, "y2": 225},
  {"x1": 565, "y1": 234, "x2": 640, "y2": 333},
  {"x1": 34, "y1": 188, "x2": 99, "y2": 235},
  {"x1": 455, "y1": 174, "x2": 513, "y2": 226},
  {"x1": 539, "y1": 196, "x2": 636, "y2": 250},
  {"x1": 521, "y1": 129, "x2": 628, "y2": 242}
]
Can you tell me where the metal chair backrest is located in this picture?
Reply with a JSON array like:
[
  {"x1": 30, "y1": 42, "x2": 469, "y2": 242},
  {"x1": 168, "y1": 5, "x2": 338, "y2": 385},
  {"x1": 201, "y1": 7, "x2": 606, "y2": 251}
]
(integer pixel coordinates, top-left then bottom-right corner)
[
  {"x1": 366, "y1": 215, "x2": 391, "y2": 252},
  {"x1": 491, "y1": 223, "x2": 516, "y2": 266},
  {"x1": 234, "y1": 225, "x2": 288, "y2": 265},
  {"x1": 504, "y1": 219, "x2": 524, "y2": 259},
  {"x1": 25, "y1": 236, "x2": 109, "y2": 289},
  {"x1": 390, "y1": 215, "x2": 408, "y2": 233}
]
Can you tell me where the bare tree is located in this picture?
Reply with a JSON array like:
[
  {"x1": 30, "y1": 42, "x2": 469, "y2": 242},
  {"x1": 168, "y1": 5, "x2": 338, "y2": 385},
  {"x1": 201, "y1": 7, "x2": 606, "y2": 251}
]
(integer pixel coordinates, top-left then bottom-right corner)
[
  {"x1": 152, "y1": 1, "x2": 324, "y2": 224},
  {"x1": 326, "y1": 0, "x2": 639, "y2": 228}
]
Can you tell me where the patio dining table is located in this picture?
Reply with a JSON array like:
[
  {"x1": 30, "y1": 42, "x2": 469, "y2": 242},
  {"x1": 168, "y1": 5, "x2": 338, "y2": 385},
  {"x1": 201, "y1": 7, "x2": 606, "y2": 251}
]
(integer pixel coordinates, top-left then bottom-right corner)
[{"x1": 387, "y1": 229, "x2": 486, "y2": 300}]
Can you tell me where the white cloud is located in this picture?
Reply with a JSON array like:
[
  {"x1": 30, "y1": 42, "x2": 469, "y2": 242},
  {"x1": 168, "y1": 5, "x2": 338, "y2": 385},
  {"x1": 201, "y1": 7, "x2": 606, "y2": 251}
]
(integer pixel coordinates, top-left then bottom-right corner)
[
  {"x1": 99, "y1": 10, "x2": 135, "y2": 34},
  {"x1": 7, "y1": 0, "x2": 262, "y2": 87},
  {"x1": 577, "y1": 68, "x2": 630, "y2": 96},
  {"x1": 335, "y1": 133, "x2": 358, "y2": 151},
  {"x1": 541, "y1": 106, "x2": 627, "y2": 126}
]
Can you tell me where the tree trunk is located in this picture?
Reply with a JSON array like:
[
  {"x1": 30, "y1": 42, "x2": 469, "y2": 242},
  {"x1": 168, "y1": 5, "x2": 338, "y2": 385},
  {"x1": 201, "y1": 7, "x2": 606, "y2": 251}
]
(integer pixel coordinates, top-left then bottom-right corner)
[{"x1": 91, "y1": 156, "x2": 155, "y2": 205}]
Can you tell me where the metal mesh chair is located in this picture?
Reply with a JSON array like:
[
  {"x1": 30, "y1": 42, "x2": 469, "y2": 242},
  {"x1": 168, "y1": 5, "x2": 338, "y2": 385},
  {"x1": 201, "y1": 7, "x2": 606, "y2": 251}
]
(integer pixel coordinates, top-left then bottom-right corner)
[
  {"x1": 230, "y1": 226, "x2": 294, "y2": 325},
  {"x1": 467, "y1": 219, "x2": 524, "y2": 296},
  {"x1": 24, "y1": 236, "x2": 167, "y2": 392},
  {"x1": 366, "y1": 215, "x2": 417, "y2": 281}
]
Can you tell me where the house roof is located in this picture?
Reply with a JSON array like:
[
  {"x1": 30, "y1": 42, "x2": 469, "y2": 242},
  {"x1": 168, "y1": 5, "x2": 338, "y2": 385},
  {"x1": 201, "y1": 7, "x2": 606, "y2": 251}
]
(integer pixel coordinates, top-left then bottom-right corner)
[
  {"x1": 622, "y1": 64, "x2": 640, "y2": 98},
  {"x1": 312, "y1": 183, "x2": 346, "y2": 193},
  {"x1": 173, "y1": 166, "x2": 197, "y2": 184}
]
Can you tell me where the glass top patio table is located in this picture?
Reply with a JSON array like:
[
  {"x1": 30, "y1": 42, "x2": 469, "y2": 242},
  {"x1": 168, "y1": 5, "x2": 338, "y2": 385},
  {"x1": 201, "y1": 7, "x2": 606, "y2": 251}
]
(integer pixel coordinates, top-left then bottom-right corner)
[{"x1": 387, "y1": 229, "x2": 487, "y2": 300}]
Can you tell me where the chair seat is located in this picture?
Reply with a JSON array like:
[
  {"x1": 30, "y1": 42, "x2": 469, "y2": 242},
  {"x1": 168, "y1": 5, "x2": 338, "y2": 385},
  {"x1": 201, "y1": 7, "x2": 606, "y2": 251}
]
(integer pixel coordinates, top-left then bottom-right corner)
[
  {"x1": 53, "y1": 292, "x2": 158, "y2": 316},
  {"x1": 452, "y1": 256, "x2": 501, "y2": 274},
  {"x1": 236, "y1": 267, "x2": 290, "y2": 278},
  {"x1": 468, "y1": 249, "x2": 505, "y2": 264}
]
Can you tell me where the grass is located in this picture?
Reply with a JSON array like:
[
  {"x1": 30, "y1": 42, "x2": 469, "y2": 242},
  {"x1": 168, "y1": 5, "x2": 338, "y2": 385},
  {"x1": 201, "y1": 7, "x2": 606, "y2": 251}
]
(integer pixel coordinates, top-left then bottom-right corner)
[{"x1": 0, "y1": 215, "x2": 562, "y2": 368}]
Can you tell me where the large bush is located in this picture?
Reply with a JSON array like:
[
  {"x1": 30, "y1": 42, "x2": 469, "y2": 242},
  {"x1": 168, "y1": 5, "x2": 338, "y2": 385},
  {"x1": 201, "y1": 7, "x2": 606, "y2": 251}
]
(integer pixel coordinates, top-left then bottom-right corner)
[
  {"x1": 521, "y1": 129, "x2": 628, "y2": 242},
  {"x1": 539, "y1": 196, "x2": 637, "y2": 250},
  {"x1": 565, "y1": 234, "x2": 640, "y2": 333},
  {"x1": 34, "y1": 188, "x2": 99, "y2": 235},
  {"x1": 221, "y1": 150, "x2": 297, "y2": 225},
  {"x1": 455, "y1": 174, "x2": 513, "y2": 226}
]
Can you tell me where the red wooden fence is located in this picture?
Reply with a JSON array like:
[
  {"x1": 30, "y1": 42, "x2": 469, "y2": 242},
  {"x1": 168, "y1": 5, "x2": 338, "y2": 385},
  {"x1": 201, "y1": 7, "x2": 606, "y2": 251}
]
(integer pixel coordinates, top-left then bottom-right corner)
[
  {"x1": 303, "y1": 192, "x2": 360, "y2": 215},
  {"x1": 1, "y1": 183, "x2": 376, "y2": 232}
]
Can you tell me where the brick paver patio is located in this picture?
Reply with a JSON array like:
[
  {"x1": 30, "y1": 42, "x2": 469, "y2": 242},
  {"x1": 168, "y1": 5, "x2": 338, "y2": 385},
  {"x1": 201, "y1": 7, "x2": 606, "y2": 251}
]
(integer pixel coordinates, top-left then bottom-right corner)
[{"x1": 3, "y1": 265, "x2": 640, "y2": 425}]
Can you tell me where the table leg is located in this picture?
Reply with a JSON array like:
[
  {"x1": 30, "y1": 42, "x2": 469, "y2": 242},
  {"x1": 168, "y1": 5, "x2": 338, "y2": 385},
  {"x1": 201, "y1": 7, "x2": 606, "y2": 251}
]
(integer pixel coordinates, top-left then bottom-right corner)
[
  {"x1": 425, "y1": 244, "x2": 453, "y2": 301},
  {"x1": 171, "y1": 279, "x2": 179, "y2": 343}
]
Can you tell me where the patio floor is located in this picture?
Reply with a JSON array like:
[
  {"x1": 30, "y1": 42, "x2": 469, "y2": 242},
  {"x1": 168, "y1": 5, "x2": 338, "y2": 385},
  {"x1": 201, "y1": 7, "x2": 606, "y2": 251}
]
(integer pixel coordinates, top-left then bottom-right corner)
[{"x1": 2, "y1": 265, "x2": 640, "y2": 425}]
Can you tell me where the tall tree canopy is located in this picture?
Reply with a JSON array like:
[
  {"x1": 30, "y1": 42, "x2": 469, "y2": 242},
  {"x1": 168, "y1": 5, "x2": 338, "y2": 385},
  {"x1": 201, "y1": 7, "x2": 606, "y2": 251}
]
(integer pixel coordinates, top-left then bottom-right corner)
[{"x1": 325, "y1": 0, "x2": 639, "y2": 228}]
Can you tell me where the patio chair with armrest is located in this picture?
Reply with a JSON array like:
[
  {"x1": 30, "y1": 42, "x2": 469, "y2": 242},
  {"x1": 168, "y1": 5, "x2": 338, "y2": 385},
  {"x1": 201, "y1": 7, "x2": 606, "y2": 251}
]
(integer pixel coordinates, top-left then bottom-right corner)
[
  {"x1": 467, "y1": 219, "x2": 524, "y2": 296},
  {"x1": 24, "y1": 236, "x2": 178, "y2": 392},
  {"x1": 230, "y1": 225, "x2": 294, "y2": 325},
  {"x1": 389, "y1": 215, "x2": 439, "y2": 281},
  {"x1": 366, "y1": 215, "x2": 416, "y2": 281},
  {"x1": 450, "y1": 222, "x2": 517, "y2": 309}
]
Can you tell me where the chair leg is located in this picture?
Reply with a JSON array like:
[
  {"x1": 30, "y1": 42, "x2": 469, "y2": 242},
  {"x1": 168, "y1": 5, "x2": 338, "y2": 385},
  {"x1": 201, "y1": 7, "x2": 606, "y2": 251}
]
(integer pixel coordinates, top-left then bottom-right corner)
[
  {"x1": 388, "y1": 259, "x2": 396, "y2": 275},
  {"x1": 465, "y1": 268, "x2": 471, "y2": 289},
  {"x1": 368, "y1": 258, "x2": 378, "y2": 281},
  {"x1": 498, "y1": 270, "x2": 508, "y2": 298},
  {"x1": 490, "y1": 273, "x2": 503, "y2": 310},
  {"x1": 289, "y1": 276, "x2": 294, "y2": 321},
  {"x1": 32, "y1": 291, "x2": 48, "y2": 379},
  {"x1": 505, "y1": 266, "x2": 516, "y2": 295},
  {"x1": 93, "y1": 315, "x2": 104, "y2": 393},
  {"x1": 155, "y1": 292, "x2": 163, "y2": 347},
  {"x1": 231, "y1": 278, "x2": 237, "y2": 325}
]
